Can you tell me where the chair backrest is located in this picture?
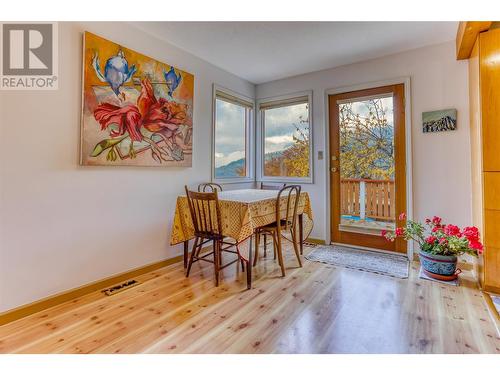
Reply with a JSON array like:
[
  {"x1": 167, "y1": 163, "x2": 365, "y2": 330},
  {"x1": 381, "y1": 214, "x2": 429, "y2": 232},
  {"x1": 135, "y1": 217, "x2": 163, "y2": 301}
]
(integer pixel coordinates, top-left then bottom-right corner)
[
  {"x1": 185, "y1": 186, "x2": 222, "y2": 238},
  {"x1": 275, "y1": 185, "x2": 301, "y2": 233},
  {"x1": 198, "y1": 182, "x2": 223, "y2": 193},
  {"x1": 260, "y1": 182, "x2": 286, "y2": 190}
]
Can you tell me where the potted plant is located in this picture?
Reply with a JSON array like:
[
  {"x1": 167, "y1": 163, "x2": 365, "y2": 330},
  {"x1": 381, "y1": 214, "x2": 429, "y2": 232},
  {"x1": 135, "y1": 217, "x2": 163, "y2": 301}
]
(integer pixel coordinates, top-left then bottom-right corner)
[{"x1": 382, "y1": 213, "x2": 484, "y2": 280}]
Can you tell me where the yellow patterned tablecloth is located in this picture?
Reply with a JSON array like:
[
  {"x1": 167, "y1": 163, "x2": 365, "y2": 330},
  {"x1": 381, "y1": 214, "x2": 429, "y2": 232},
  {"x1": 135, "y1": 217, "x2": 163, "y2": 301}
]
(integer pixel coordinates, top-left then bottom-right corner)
[{"x1": 170, "y1": 189, "x2": 313, "y2": 245}]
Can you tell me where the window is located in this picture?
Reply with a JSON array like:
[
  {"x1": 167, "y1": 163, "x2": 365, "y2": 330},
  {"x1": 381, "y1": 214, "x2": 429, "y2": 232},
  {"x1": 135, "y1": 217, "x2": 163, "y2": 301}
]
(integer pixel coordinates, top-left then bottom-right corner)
[
  {"x1": 213, "y1": 87, "x2": 254, "y2": 181},
  {"x1": 259, "y1": 93, "x2": 312, "y2": 182}
]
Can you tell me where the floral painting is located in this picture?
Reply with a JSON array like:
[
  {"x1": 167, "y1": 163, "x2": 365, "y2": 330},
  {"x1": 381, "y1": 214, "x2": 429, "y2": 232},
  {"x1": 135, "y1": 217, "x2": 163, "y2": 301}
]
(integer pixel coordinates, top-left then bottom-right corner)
[{"x1": 80, "y1": 32, "x2": 194, "y2": 167}]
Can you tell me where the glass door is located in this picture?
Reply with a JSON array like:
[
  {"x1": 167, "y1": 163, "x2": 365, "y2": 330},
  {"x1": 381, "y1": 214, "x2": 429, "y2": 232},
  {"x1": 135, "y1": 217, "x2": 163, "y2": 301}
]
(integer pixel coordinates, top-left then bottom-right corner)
[{"x1": 329, "y1": 84, "x2": 406, "y2": 253}]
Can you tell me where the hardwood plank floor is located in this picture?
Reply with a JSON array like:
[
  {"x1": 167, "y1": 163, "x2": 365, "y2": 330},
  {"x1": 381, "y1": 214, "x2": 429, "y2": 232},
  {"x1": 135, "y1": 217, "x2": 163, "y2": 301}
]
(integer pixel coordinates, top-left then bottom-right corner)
[{"x1": 0, "y1": 243, "x2": 499, "y2": 354}]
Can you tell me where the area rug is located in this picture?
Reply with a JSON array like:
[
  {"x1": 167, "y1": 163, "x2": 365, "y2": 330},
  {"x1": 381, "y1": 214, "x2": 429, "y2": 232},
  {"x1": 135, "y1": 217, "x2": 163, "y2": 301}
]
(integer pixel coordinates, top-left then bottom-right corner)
[{"x1": 305, "y1": 244, "x2": 409, "y2": 279}]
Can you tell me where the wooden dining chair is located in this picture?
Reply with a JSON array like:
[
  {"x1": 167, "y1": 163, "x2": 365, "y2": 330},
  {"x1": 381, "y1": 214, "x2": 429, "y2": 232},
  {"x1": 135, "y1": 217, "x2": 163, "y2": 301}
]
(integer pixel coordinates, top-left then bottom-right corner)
[
  {"x1": 253, "y1": 185, "x2": 302, "y2": 276},
  {"x1": 198, "y1": 182, "x2": 223, "y2": 192},
  {"x1": 258, "y1": 182, "x2": 286, "y2": 258},
  {"x1": 184, "y1": 186, "x2": 248, "y2": 287}
]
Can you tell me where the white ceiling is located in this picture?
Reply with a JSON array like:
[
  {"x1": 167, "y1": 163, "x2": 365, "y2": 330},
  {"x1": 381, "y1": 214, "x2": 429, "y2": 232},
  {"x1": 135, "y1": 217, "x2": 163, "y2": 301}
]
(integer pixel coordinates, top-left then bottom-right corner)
[{"x1": 133, "y1": 22, "x2": 458, "y2": 84}]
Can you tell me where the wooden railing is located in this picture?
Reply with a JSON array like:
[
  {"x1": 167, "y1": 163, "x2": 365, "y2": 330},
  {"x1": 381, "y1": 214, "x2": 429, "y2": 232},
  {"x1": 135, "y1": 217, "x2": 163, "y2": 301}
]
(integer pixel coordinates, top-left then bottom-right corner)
[{"x1": 340, "y1": 178, "x2": 395, "y2": 221}]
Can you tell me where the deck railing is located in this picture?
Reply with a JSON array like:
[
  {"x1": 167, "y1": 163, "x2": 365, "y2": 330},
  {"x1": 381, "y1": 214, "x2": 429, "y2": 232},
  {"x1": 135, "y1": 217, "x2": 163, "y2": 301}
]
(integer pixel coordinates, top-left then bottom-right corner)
[{"x1": 340, "y1": 178, "x2": 395, "y2": 221}]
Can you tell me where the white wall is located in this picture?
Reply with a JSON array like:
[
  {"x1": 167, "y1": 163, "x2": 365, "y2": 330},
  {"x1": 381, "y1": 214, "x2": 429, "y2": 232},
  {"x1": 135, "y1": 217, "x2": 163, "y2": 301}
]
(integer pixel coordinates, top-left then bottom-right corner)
[
  {"x1": 0, "y1": 22, "x2": 254, "y2": 312},
  {"x1": 256, "y1": 41, "x2": 471, "y2": 243}
]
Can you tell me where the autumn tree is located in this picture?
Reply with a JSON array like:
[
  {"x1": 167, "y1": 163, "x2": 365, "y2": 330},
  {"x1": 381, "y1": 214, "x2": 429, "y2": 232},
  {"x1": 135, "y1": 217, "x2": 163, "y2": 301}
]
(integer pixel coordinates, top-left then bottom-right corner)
[
  {"x1": 339, "y1": 99, "x2": 394, "y2": 180},
  {"x1": 264, "y1": 111, "x2": 310, "y2": 177}
]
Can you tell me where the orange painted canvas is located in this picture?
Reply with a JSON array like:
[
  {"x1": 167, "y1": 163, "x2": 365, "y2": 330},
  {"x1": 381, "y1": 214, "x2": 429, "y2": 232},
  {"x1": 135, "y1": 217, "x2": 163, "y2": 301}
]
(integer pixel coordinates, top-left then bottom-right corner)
[{"x1": 80, "y1": 32, "x2": 194, "y2": 167}]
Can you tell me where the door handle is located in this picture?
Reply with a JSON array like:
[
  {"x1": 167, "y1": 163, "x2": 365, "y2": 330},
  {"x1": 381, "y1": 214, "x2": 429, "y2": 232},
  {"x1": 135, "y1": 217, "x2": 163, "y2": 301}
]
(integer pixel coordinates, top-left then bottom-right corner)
[{"x1": 331, "y1": 167, "x2": 338, "y2": 173}]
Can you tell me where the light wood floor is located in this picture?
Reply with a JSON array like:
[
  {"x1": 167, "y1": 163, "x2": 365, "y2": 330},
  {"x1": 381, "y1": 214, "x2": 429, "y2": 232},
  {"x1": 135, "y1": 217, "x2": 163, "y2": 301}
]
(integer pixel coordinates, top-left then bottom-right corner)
[{"x1": 0, "y1": 243, "x2": 499, "y2": 354}]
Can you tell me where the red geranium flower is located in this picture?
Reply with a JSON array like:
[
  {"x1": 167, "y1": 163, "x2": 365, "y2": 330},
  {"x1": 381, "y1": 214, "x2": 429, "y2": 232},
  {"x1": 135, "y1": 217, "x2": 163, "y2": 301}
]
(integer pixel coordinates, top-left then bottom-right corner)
[
  {"x1": 395, "y1": 227, "x2": 404, "y2": 236},
  {"x1": 444, "y1": 224, "x2": 461, "y2": 237},
  {"x1": 462, "y1": 226, "x2": 480, "y2": 242},
  {"x1": 426, "y1": 236, "x2": 437, "y2": 244},
  {"x1": 398, "y1": 212, "x2": 407, "y2": 221},
  {"x1": 431, "y1": 216, "x2": 442, "y2": 226},
  {"x1": 469, "y1": 240, "x2": 484, "y2": 254},
  {"x1": 381, "y1": 230, "x2": 387, "y2": 237}
]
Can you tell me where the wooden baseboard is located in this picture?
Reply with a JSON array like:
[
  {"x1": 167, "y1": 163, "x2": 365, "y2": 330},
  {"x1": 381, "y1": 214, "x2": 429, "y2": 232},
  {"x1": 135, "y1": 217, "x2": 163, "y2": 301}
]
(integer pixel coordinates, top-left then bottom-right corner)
[
  {"x1": 0, "y1": 254, "x2": 183, "y2": 326},
  {"x1": 483, "y1": 292, "x2": 500, "y2": 332},
  {"x1": 484, "y1": 284, "x2": 500, "y2": 295}
]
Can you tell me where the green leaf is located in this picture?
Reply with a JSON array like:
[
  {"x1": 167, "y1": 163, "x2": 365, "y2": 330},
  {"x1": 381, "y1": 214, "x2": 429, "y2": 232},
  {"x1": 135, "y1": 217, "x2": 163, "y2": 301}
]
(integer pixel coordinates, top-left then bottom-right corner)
[
  {"x1": 90, "y1": 137, "x2": 126, "y2": 157},
  {"x1": 106, "y1": 148, "x2": 117, "y2": 162}
]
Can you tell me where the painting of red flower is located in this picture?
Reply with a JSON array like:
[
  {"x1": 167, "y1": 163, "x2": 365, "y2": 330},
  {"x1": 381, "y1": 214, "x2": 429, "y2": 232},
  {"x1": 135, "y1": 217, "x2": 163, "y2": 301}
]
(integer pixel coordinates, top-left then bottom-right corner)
[{"x1": 80, "y1": 32, "x2": 194, "y2": 166}]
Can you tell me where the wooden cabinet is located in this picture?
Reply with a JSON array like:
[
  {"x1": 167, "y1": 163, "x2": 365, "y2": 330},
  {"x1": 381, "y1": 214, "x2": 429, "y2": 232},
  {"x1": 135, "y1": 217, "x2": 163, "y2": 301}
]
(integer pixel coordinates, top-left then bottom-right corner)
[{"x1": 469, "y1": 28, "x2": 500, "y2": 293}]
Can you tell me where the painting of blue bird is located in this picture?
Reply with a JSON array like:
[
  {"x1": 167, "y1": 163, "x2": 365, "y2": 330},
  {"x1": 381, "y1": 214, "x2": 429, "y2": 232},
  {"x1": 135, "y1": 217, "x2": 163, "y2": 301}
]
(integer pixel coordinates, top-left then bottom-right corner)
[
  {"x1": 92, "y1": 49, "x2": 137, "y2": 98},
  {"x1": 163, "y1": 66, "x2": 182, "y2": 97}
]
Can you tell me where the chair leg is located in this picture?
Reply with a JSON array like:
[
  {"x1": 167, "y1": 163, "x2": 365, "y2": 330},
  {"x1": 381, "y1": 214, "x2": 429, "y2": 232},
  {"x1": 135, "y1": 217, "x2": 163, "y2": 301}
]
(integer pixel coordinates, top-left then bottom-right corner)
[
  {"x1": 298, "y1": 213, "x2": 304, "y2": 255},
  {"x1": 183, "y1": 240, "x2": 189, "y2": 269},
  {"x1": 195, "y1": 240, "x2": 203, "y2": 258},
  {"x1": 218, "y1": 241, "x2": 223, "y2": 269},
  {"x1": 253, "y1": 232, "x2": 260, "y2": 267},
  {"x1": 291, "y1": 228, "x2": 302, "y2": 268},
  {"x1": 275, "y1": 231, "x2": 286, "y2": 277},
  {"x1": 186, "y1": 237, "x2": 199, "y2": 277},
  {"x1": 247, "y1": 235, "x2": 253, "y2": 289},
  {"x1": 263, "y1": 233, "x2": 267, "y2": 258},
  {"x1": 273, "y1": 233, "x2": 278, "y2": 260},
  {"x1": 213, "y1": 240, "x2": 220, "y2": 287}
]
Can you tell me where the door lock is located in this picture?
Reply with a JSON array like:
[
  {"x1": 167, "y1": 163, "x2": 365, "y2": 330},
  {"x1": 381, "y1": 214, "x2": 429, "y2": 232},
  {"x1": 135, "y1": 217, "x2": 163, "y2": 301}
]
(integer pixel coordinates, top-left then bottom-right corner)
[{"x1": 331, "y1": 167, "x2": 338, "y2": 173}]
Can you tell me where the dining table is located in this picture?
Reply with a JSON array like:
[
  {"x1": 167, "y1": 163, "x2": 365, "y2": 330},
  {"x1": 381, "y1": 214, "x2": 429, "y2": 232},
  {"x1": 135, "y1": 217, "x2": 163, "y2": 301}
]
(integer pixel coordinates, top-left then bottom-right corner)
[{"x1": 170, "y1": 188, "x2": 314, "y2": 285}]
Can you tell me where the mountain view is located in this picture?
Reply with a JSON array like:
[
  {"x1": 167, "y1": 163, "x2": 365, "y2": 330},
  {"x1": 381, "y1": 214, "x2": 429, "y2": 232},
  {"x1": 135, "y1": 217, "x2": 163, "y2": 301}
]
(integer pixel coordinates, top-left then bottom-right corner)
[
  {"x1": 214, "y1": 158, "x2": 246, "y2": 178},
  {"x1": 215, "y1": 150, "x2": 285, "y2": 178}
]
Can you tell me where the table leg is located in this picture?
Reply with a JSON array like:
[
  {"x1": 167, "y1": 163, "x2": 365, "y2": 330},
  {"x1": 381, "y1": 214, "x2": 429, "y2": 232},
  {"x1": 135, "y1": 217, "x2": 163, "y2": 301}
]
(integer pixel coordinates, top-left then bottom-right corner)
[
  {"x1": 183, "y1": 240, "x2": 189, "y2": 268},
  {"x1": 247, "y1": 235, "x2": 253, "y2": 290},
  {"x1": 298, "y1": 214, "x2": 304, "y2": 255}
]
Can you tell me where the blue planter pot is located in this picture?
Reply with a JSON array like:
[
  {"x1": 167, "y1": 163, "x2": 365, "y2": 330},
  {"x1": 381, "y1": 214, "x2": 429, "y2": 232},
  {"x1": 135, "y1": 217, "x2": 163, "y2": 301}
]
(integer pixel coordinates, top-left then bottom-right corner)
[{"x1": 419, "y1": 250, "x2": 457, "y2": 276}]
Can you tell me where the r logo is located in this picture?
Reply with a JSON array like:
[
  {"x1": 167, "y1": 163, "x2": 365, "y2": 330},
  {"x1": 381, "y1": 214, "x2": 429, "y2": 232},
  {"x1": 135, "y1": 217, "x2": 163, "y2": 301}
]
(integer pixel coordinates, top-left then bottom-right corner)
[{"x1": 2, "y1": 23, "x2": 53, "y2": 76}]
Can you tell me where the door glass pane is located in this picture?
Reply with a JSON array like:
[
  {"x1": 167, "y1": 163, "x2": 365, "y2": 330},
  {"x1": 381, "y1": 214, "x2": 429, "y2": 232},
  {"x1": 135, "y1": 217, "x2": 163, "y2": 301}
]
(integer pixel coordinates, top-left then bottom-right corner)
[
  {"x1": 338, "y1": 95, "x2": 396, "y2": 234},
  {"x1": 214, "y1": 98, "x2": 247, "y2": 178}
]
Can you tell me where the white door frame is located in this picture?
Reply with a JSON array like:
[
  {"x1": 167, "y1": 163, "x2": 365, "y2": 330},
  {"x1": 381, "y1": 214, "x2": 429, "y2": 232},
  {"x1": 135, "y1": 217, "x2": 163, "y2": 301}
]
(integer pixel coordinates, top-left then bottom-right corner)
[{"x1": 323, "y1": 77, "x2": 414, "y2": 259}]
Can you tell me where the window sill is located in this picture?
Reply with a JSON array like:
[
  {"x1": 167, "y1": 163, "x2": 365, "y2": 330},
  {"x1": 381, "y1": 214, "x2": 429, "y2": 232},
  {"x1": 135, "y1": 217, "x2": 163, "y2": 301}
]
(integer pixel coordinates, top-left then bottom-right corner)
[
  {"x1": 212, "y1": 177, "x2": 255, "y2": 185},
  {"x1": 259, "y1": 177, "x2": 314, "y2": 184}
]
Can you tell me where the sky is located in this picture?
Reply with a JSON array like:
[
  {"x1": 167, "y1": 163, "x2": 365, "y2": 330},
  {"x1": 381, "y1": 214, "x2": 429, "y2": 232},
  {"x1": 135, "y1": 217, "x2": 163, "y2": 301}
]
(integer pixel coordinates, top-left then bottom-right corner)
[
  {"x1": 214, "y1": 99, "x2": 246, "y2": 168},
  {"x1": 214, "y1": 99, "x2": 309, "y2": 168},
  {"x1": 264, "y1": 102, "x2": 308, "y2": 154},
  {"x1": 342, "y1": 96, "x2": 393, "y2": 128}
]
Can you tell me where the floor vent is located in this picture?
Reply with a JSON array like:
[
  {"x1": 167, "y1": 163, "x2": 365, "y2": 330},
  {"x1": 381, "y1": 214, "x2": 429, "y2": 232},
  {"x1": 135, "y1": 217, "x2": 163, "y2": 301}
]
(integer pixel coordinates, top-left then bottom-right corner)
[
  {"x1": 101, "y1": 279, "x2": 140, "y2": 296},
  {"x1": 303, "y1": 241, "x2": 318, "y2": 247}
]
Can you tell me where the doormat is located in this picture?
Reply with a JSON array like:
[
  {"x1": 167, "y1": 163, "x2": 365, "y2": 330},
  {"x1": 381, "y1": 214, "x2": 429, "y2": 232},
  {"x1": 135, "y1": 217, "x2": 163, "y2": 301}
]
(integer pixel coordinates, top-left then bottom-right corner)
[{"x1": 305, "y1": 244, "x2": 409, "y2": 279}]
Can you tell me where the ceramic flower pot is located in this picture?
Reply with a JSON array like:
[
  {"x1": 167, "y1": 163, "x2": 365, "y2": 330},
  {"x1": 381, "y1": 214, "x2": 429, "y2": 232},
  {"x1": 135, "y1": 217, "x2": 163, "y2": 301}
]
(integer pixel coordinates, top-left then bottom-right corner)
[{"x1": 419, "y1": 250, "x2": 457, "y2": 277}]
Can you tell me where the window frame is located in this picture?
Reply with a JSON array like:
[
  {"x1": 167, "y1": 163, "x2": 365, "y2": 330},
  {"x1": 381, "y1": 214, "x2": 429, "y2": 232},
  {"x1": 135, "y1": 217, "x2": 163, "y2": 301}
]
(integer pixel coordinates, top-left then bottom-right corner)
[
  {"x1": 211, "y1": 84, "x2": 255, "y2": 184},
  {"x1": 256, "y1": 90, "x2": 314, "y2": 184}
]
